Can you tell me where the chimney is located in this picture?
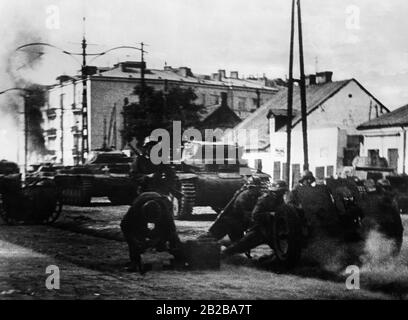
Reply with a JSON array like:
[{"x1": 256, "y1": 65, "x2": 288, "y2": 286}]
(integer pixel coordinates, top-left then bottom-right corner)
[
  {"x1": 177, "y1": 67, "x2": 192, "y2": 78},
  {"x1": 230, "y1": 71, "x2": 239, "y2": 79},
  {"x1": 218, "y1": 69, "x2": 226, "y2": 80},
  {"x1": 316, "y1": 71, "x2": 333, "y2": 84},
  {"x1": 305, "y1": 74, "x2": 316, "y2": 86},
  {"x1": 212, "y1": 73, "x2": 219, "y2": 81},
  {"x1": 164, "y1": 65, "x2": 172, "y2": 71}
]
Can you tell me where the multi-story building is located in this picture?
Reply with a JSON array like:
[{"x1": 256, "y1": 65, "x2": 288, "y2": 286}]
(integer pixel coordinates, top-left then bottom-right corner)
[{"x1": 41, "y1": 61, "x2": 279, "y2": 165}]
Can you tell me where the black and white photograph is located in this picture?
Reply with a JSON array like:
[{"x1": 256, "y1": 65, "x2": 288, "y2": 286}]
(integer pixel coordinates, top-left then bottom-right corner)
[{"x1": 0, "y1": 0, "x2": 408, "y2": 306}]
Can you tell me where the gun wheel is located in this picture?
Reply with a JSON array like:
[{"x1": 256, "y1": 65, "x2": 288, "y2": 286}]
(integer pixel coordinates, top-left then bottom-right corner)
[
  {"x1": 178, "y1": 181, "x2": 195, "y2": 219},
  {"x1": 272, "y1": 205, "x2": 303, "y2": 268}
]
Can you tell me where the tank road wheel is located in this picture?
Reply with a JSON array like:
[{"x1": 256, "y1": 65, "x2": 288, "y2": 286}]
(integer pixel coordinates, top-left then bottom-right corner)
[
  {"x1": 42, "y1": 196, "x2": 63, "y2": 224},
  {"x1": 178, "y1": 181, "x2": 195, "y2": 219},
  {"x1": 73, "y1": 179, "x2": 92, "y2": 206},
  {"x1": 271, "y1": 205, "x2": 303, "y2": 268}
]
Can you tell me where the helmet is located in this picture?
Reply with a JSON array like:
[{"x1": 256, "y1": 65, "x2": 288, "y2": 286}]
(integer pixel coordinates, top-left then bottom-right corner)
[
  {"x1": 270, "y1": 180, "x2": 288, "y2": 193},
  {"x1": 299, "y1": 170, "x2": 315, "y2": 184},
  {"x1": 377, "y1": 178, "x2": 392, "y2": 190},
  {"x1": 141, "y1": 200, "x2": 162, "y2": 222},
  {"x1": 363, "y1": 179, "x2": 377, "y2": 193},
  {"x1": 248, "y1": 175, "x2": 265, "y2": 186}
]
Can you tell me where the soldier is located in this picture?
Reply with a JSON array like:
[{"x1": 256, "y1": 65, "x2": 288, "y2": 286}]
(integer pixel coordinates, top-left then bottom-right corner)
[
  {"x1": 222, "y1": 180, "x2": 289, "y2": 256},
  {"x1": 298, "y1": 170, "x2": 315, "y2": 187},
  {"x1": 286, "y1": 170, "x2": 316, "y2": 209},
  {"x1": 207, "y1": 175, "x2": 270, "y2": 242},
  {"x1": 129, "y1": 141, "x2": 159, "y2": 191},
  {"x1": 120, "y1": 192, "x2": 182, "y2": 273}
]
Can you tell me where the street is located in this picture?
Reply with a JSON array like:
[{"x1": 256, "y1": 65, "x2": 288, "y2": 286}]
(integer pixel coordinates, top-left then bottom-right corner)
[{"x1": 0, "y1": 199, "x2": 407, "y2": 300}]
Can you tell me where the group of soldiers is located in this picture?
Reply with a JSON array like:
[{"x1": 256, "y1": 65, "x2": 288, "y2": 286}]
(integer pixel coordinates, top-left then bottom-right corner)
[
  {"x1": 119, "y1": 150, "x2": 319, "y2": 273},
  {"x1": 120, "y1": 141, "x2": 403, "y2": 274}
]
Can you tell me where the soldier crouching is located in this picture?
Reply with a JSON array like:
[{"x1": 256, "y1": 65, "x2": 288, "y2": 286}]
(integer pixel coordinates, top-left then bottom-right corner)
[
  {"x1": 222, "y1": 180, "x2": 289, "y2": 256},
  {"x1": 120, "y1": 191, "x2": 182, "y2": 274}
]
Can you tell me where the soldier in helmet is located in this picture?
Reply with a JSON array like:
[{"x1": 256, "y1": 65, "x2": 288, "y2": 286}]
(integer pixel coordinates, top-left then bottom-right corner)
[
  {"x1": 286, "y1": 170, "x2": 316, "y2": 208},
  {"x1": 120, "y1": 192, "x2": 182, "y2": 273},
  {"x1": 222, "y1": 180, "x2": 289, "y2": 256},
  {"x1": 206, "y1": 174, "x2": 270, "y2": 242},
  {"x1": 298, "y1": 170, "x2": 315, "y2": 187}
]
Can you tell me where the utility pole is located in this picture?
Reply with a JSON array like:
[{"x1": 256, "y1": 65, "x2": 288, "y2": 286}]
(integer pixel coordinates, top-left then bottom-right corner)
[
  {"x1": 286, "y1": 0, "x2": 295, "y2": 186},
  {"x1": 81, "y1": 17, "x2": 89, "y2": 164},
  {"x1": 140, "y1": 42, "x2": 146, "y2": 109},
  {"x1": 24, "y1": 96, "x2": 28, "y2": 178},
  {"x1": 297, "y1": 0, "x2": 309, "y2": 171},
  {"x1": 60, "y1": 86, "x2": 64, "y2": 165}
]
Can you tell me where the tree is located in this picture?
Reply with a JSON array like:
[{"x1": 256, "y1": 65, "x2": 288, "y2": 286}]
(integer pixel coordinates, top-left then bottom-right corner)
[{"x1": 122, "y1": 85, "x2": 204, "y2": 147}]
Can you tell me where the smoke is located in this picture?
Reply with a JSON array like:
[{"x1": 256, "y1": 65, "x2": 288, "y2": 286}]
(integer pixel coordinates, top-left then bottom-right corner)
[{"x1": 0, "y1": 4, "x2": 49, "y2": 164}]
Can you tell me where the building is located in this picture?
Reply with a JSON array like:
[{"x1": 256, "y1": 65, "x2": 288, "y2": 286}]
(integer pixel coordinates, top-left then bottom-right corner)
[
  {"x1": 41, "y1": 62, "x2": 278, "y2": 165},
  {"x1": 357, "y1": 104, "x2": 408, "y2": 175},
  {"x1": 227, "y1": 72, "x2": 389, "y2": 184}
]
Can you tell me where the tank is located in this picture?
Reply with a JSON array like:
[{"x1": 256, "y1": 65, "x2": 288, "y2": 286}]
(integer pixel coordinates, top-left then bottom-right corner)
[
  {"x1": 54, "y1": 151, "x2": 138, "y2": 206},
  {"x1": 172, "y1": 141, "x2": 257, "y2": 219},
  {"x1": 0, "y1": 160, "x2": 62, "y2": 224}
]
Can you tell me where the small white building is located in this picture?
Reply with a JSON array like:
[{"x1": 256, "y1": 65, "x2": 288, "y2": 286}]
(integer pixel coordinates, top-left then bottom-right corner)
[
  {"x1": 357, "y1": 104, "x2": 408, "y2": 174},
  {"x1": 229, "y1": 72, "x2": 389, "y2": 185}
]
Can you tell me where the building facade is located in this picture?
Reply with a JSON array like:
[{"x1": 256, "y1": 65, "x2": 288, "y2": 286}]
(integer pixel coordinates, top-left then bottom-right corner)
[
  {"x1": 228, "y1": 72, "x2": 389, "y2": 185},
  {"x1": 42, "y1": 62, "x2": 279, "y2": 165},
  {"x1": 357, "y1": 104, "x2": 408, "y2": 175}
]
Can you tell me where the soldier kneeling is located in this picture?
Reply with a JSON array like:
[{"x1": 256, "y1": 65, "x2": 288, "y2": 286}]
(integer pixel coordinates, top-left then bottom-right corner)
[
  {"x1": 222, "y1": 181, "x2": 289, "y2": 256},
  {"x1": 120, "y1": 192, "x2": 182, "y2": 274}
]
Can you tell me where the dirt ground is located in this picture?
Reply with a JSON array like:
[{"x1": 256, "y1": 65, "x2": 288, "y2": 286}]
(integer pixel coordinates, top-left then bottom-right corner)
[{"x1": 1, "y1": 198, "x2": 408, "y2": 300}]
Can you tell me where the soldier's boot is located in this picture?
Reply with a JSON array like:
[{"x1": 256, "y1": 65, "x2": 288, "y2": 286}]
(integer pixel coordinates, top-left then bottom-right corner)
[{"x1": 222, "y1": 229, "x2": 265, "y2": 256}]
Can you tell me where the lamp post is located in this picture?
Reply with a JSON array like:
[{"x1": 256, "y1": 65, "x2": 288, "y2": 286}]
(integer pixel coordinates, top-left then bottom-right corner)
[{"x1": 16, "y1": 40, "x2": 146, "y2": 164}]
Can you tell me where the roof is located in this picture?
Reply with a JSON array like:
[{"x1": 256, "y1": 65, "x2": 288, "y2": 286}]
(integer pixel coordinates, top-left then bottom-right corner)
[
  {"x1": 91, "y1": 64, "x2": 278, "y2": 92},
  {"x1": 357, "y1": 104, "x2": 408, "y2": 130},
  {"x1": 198, "y1": 103, "x2": 241, "y2": 129},
  {"x1": 232, "y1": 78, "x2": 388, "y2": 150}
]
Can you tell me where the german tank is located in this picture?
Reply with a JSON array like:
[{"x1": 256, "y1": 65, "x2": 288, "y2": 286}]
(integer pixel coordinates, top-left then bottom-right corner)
[
  {"x1": 54, "y1": 150, "x2": 137, "y2": 206},
  {"x1": 173, "y1": 141, "x2": 258, "y2": 219}
]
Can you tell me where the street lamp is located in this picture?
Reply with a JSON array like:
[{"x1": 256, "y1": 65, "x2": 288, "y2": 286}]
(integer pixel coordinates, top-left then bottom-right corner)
[
  {"x1": 16, "y1": 40, "x2": 146, "y2": 164},
  {"x1": 0, "y1": 87, "x2": 33, "y2": 179}
]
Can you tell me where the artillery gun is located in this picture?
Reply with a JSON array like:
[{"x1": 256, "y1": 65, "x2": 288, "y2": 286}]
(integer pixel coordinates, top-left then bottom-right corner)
[
  {"x1": 206, "y1": 176, "x2": 403, "y2": 268},
  {"x1": 0, "y1": 160, "x2": 62, "y2": 225}
]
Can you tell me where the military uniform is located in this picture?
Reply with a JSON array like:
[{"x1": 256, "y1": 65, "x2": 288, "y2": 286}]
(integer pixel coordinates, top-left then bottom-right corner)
[
  {"x1": 222, "y1": 181, "x2": 288, "y2": 256},
  {"x1": 120, "y1": 191, "x2": 181, "y2": 273}
]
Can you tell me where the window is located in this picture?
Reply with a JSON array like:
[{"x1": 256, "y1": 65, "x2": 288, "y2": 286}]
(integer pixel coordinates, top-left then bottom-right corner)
[
  {"x1": 368, "y1": 149, "x2": 380, "y2": 166},
  {"x1": 211, "y1": 94, "x2": 220, "y2": 105},
  {"x1": 220, "y1": 92, "x2": 227, "y2": 105},
  {"x1": 282, "y1": 163, "x2": 287, "y2": 182},
  {"x1": 238, "y1": 97, "x2": 247, "y2": 110},
  {"x1": 326, "y1": 166, "x2": 334, "y2": 177},
  {"x1": 292, "y1": 164, "x2": 301, "y2": 187},
  {"x1": 315, "y1": 167, "x2": 325, "y2": 180},
  {"x1": 273, "y1": 161, "x2": 281, "y2": 182},
  {"x1": 388, "y1": 149, "x2": 399, "y2": 169}
]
